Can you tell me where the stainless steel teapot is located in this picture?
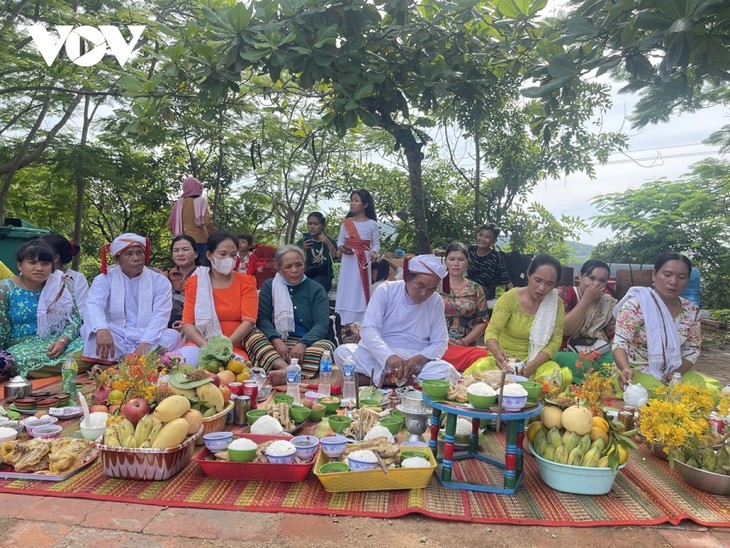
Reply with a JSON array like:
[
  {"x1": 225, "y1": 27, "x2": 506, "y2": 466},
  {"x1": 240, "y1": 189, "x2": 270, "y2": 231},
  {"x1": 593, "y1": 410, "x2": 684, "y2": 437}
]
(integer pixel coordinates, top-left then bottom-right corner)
[{"x1": 4, "y1": 375, "x2": 32, "y2": 402}]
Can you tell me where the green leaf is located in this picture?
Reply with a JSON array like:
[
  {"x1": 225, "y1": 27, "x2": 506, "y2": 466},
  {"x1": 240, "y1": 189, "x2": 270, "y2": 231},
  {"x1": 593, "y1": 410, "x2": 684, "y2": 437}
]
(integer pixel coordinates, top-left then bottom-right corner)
[
  {"x1": 226, "y1": 3, "x2": 252, "y2": 32},
  {"x1": 547, "y1": 54, "x2": 579, "y2": 79},
  {"x1": 565, "y1": 16, "x2": 598, "y2": 38},
  {"x1": 521, "y1": 76, "x2": 573, "y2": 98},
  {"x1": 668, "y1": 17, "x2": 693, "y2": 33}
]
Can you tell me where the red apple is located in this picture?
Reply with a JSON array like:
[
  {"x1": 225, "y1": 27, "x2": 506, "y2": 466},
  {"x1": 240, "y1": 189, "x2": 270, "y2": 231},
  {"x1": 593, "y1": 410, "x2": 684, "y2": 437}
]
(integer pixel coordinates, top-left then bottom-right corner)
[
  {"x1": 121, "y1": 397, "x2": 150, "y2": 425},
  {"x1": 207, "y1": 372, "x2": 221, "y2": 387},
  {"x1": 90, "y1": 404, "x2": 109, "y2": 413}
]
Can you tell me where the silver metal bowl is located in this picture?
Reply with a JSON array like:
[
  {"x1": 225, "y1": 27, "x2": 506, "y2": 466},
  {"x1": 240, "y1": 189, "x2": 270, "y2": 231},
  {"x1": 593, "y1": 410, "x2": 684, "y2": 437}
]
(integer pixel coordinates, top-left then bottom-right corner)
[{"x1": 674, "y1": 459, "x2": 730, "y2": 495}]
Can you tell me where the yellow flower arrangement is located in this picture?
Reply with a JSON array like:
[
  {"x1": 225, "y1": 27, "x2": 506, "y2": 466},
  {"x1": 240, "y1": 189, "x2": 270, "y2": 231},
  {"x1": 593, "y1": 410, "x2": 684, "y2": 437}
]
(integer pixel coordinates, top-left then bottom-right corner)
[
  {"x1": 572, "y1": 370, "x2": 614, "y2": 415},
  {"x1": 93, "y1": 353, "x2": 164, "y2": 404},
  {"x1": 639, "y1": 383, "x2": 717, "y2": 454}
]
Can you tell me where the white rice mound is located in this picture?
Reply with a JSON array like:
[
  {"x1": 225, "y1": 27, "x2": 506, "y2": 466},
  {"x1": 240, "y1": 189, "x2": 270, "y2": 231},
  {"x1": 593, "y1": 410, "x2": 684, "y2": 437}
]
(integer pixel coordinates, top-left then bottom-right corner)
[
  {"x1": 502, "y1": 383, "x2": 528, "y2": 397},
  {"x1": 229, "y1": 437, "x2": 257, "y2": 451},
  {"x1": 265, "y1": 439, "x2": 296, "y2": 456},
  {"x1": 466, "y1": 382, "x2": 497, "y2": 397},
  {"x1": 250, "y1": 415, "x2": 284, "y2": 435},
  {"x1": 364, "y1": 425, "x2": 395, "y2": 444},
  {"x1": 455, "y1": 418, "x2": 472, "y2": 436},
  {"x1": 348, "y1": 449, "x2": 378, "y2": 463},
  {"x1": 0, "y1": 426, "x2": 17, "y2": 437},
  {"x1": 401, "y1": 456, "x2": 431, "y2": 468}
]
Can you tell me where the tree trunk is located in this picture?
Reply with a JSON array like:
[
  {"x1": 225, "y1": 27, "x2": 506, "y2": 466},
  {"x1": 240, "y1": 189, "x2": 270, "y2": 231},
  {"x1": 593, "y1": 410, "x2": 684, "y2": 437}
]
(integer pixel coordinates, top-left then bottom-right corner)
[
  {"x1": 474, "y1": 133, "x2": 481, "y2": 226},
  {"x1": 402, "y1": 138, "x2": 430, "y2": 254},
  {"x1": 72, "y1": 96, "x2": 93, "y2": 270}
]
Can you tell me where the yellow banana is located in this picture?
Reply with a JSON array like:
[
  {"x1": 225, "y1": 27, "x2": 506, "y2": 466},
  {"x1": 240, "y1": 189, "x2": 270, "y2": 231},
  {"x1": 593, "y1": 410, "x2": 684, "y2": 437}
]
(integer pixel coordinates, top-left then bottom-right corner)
[
  {"x1": 582, "y1": 448, "x2": 600, "y2": 467},
  {"x1": 123, "y1": 434, "x2": 138, "y2": 448},
  {"x1": 562, "y1": 431, "x2": 579, "y2": 454},
  {"x1": 547, "y1": 427, "x2": 562, "y2": 449},
  {"x1": 567, "y1": 447, "x2": 584, "y2": 466},
  {"x1": 118, "y1": 418, "x2": 135, "y2": 441},
  {"x1": 134, "y1": 415, "x2": 153, "y2": 446},
  {"x1": 597, "y1": 456, "x2": 609, "y2": 468},
  {"x1": 147, "y1": 423, "x2": 163, "y2": 445},
  {"x1": 543, "y1": 446, "x2": 556, "y2": 461},
  {"x1": 591, "y1": 437, "x2": 606, "y2": 454},
  {"x1": 578, "y1": 434, "x2": 591, "y2": 453},
  {"x1": 554, "y1": 446, "x2": 569, "y2": 464}
]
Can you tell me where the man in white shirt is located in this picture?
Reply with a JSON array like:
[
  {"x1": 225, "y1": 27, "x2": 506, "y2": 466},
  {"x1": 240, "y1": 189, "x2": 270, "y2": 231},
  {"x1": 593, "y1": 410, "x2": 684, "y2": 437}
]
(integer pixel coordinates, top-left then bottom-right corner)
[
  {"x1": 81, "y1": 233, "x2": 182, "y2": 363},
  {"x1": 334, "y1": 254, "x2": 458, "y2": 386}
]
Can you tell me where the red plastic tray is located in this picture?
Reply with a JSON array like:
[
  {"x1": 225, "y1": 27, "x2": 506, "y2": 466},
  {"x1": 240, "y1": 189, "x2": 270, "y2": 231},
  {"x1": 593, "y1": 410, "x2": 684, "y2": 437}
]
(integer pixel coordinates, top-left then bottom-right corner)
[{"x1": 195, "y1": 434, "x2": 318, "y2": 482}]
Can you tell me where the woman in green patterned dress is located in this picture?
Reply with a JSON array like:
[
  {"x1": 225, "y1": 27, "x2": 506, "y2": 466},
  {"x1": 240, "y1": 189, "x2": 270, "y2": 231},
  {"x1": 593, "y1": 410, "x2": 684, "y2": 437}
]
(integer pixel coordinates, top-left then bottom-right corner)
[{"x1": 0, "y1": 240, "x2": 83, "y2": 378}]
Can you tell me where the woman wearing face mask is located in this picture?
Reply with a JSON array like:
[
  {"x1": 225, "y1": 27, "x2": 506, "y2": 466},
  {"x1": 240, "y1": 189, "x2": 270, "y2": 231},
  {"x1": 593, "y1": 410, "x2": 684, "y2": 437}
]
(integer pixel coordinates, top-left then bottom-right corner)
[{"x1": 179, "y1": 230, "x2": 258, "y2": 366}]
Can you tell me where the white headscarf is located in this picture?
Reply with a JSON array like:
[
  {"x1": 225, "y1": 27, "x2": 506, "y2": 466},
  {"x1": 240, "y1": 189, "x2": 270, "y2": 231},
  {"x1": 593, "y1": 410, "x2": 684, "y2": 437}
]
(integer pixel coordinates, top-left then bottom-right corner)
[
  {"x1": 110, "y1": 233, "x2": 146, "y2": 257},
  {"x1": 37, "y1": 270, "x2": 74, "y2": 338},
  {"x1": 272, "y1": 273, "x2": 295, "y2": 339},
  {"x1": 192, "y1": 266, "x2": 222, "y2": 339},
  {"x1": 408, "y1": 254, "x2": 447, "y2": 279},
  {"x1": 528, "y1": 289, "x2": 559, "y2": 362},
  {"x1": 613, "y1": 287, "x2": 682, "y2": 378}
]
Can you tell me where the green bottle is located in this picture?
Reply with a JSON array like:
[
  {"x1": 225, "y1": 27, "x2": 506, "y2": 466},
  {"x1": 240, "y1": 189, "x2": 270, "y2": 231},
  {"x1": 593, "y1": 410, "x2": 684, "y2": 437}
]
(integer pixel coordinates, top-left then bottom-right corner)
[{"x1": 61, "y1": 358, "x2": 78, "y2": 403}]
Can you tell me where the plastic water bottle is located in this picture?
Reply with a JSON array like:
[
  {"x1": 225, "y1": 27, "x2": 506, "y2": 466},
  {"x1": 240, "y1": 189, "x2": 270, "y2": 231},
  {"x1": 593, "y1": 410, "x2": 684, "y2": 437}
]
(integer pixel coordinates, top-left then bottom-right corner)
[
  {"x1": 342, "y1": 358, "x2": 357, "y2": 407},
  {"x1": 669, "y1": 372, "x2": 682, "y2": 386},
  {"x1": 286, "y1": 358, "x2": 302, "y2": 405},
  {"x1": 319, "y1": 352, "x2": 332, "y2": 397}
]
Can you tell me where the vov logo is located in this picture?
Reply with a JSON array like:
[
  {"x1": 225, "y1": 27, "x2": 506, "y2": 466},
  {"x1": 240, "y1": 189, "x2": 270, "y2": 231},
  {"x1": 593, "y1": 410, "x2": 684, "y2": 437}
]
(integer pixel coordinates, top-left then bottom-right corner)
[{"x1": 26, "y1": 25, "x2": 145, "y2": 67}]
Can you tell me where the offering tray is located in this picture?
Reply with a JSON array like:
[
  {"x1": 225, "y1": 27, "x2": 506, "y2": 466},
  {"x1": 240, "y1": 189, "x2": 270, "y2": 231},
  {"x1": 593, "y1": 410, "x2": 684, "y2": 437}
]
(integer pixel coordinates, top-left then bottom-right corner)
[
  {"x1": 0, "y1": 448, "x2": 98, "y2": 482},
  {"x1": 422, "y1": 393, "x2": 541, "y2": 495}
]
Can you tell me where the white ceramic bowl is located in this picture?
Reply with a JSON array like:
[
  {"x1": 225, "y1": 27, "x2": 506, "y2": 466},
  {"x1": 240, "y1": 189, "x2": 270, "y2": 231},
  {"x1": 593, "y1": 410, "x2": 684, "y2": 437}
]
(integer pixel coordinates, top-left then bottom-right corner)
[
  {"x1": 23, "y1": 416, "x2": 58, "y2": 433},
  {"x1": 29, "y1": 424, "x2": 62, "y2": 439},
  {"x1": 500, "y1": 394, "x2": 528, "y2": 412},
  {"x1": 320, "y1": 435, "x2": 348, "y2": 458},
  {"x1": 347, "y1": 453, "x2": 379, "y2": 471},
  {"x1": 0, "y1": 427, "x2": 18, "y2": 443},
  {"x1": 79, "y1": 423, "x2": 106, "y2": 441}
]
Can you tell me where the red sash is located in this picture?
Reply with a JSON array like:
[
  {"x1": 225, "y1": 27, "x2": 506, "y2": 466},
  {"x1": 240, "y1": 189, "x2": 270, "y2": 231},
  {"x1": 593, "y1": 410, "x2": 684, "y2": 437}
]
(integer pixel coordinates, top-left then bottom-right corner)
[{"x1": 343, "y1": 218, "x2": 372, "y2": 303}]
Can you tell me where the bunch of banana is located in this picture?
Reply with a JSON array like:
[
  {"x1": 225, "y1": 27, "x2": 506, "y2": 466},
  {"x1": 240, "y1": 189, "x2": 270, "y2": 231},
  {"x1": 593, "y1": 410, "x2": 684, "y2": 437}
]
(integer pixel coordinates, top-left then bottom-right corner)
[
  {"x1": 103, "y1": 415, "x2": 163, "y2": 448},
  {"x1": 531, "y1": 422, "x2": 638, "y2": 470}
]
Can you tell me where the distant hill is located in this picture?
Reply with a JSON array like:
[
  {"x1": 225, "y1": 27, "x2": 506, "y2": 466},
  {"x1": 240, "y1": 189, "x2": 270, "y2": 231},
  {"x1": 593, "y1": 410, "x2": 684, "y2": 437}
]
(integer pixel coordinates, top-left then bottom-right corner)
[{"x1": 567, "y1": 241, "x2": 594, "y2": 262}]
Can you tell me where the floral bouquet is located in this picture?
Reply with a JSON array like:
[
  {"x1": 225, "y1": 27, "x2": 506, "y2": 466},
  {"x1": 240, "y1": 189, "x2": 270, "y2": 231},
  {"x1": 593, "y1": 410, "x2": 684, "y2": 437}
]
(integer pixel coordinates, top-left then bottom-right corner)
[
  {"x1": 639, "y1": 383, "x2": 718, "y2": 458},
  {"x1": 90, "y1": 353, "x2": 164, "y2": 406}
]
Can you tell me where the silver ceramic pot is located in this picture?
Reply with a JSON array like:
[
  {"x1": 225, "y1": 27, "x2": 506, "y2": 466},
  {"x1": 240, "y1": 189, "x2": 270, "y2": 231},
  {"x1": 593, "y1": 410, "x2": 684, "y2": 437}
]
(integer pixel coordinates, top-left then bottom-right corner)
[{"x1": 4, "y1": 375, "x2": 32, "y2": 402}]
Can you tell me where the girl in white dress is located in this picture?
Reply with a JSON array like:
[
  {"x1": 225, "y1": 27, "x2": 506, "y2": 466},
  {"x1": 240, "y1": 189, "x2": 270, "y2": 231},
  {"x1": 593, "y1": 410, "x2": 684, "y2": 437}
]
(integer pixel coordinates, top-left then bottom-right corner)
[{"x1": 335, "y1": 190, "x2": 380, "y2": 325}]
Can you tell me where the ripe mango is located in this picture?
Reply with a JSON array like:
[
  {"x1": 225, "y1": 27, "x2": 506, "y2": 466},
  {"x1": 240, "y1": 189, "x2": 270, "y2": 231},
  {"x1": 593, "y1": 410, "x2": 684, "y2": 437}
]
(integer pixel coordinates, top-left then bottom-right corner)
[
  {"x1": 167, "y1": 385, "x2": 197, "y2": 399},
  {"x1": 152, "y1": 418, "x2": 189, "y2": 449},
  {"x1": 197, "y1": 383, "x2": 224, "y2": 413},
  {"x1": 153, "y1": 395, "x2": 191, "y2": 423},
  {"x1": 526, "y1": 421, "x2": 544, "y2": 443}
]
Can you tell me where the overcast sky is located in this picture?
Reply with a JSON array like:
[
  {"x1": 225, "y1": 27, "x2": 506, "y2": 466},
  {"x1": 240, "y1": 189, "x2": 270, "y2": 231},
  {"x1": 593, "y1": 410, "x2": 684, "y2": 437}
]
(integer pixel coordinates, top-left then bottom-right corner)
[
  {"x1": 530, "y1": 0, "x2": 729, "y2": 245},
  {"x1": 527, "y1": 91, "x2": 727, "y2": 245}
]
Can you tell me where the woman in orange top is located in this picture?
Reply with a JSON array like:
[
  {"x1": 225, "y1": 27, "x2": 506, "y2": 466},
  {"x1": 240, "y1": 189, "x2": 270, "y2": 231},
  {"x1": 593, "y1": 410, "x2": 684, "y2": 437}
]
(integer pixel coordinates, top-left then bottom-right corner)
[{"x1": 179, "y1": 231, "x2": 258, "y2": 366}]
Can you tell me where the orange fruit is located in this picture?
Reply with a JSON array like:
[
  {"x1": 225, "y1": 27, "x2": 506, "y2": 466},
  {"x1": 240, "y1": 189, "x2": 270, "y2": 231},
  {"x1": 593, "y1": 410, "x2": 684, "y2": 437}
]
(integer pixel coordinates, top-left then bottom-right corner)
[
  {"x1": 592, "y1": 416, "x2": 610, "y2": 433},
  {"x1": 226, "y1": 359, "x2": 245, "y2": 374},
  {"x1": 235, "y1": 371, "x2": 250, "y2": 382},
  {"x1": 589, "y1": 426, "x2": 609, "y2": 445}
]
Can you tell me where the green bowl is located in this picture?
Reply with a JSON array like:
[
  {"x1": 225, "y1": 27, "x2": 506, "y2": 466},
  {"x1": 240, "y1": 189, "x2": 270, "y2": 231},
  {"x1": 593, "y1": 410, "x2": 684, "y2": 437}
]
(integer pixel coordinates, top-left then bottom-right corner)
[
  {"x1": 467, "y1": 392, "x2": 497, "y2": 409},
  {"x1": 246, "y1": 409, "x2": 268, "y2": 424},
  {"x1": 328, "y1": 415, "x2": 352, "y2": 434},
  {"x1": 379, "y1": 416, "x2": 404, "y2": 435},
  {"x1": 318, "y1": 397, "x2": 341, "y2": 415},
  {"x1": 359, "y1": 398, "x2": 382, "y2": 408},
  {"x1": 517, "y1": 381, "x2": 542, "y2": 400},
  {"x1": 308, "y1": 404, "x2": 326, "y2": 422},
  {"x1": 421, "y1": 379, "x2": 449, "y2": 400},
  {"x1": 399, "y1": 450, "x2": 429, "y2": 462},
  {"x1": 228, "y1": 447, "x2": 257, "y2": 462},
  {"x1": 319, "y1": 461, "x2": 350, "y2": 474},
  {"x1": 289, "y1": 404, "x2": 311, "y2": 423},
  {"x1": 273, "y1": 394, "x2": 295, "y2": 405}
]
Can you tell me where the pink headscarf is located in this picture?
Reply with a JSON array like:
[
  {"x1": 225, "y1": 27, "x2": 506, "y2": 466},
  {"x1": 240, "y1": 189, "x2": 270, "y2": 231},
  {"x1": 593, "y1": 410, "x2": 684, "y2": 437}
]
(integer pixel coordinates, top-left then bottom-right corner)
[{"x1": 168, "y1": 177, "x2": 209, "y2": 236}]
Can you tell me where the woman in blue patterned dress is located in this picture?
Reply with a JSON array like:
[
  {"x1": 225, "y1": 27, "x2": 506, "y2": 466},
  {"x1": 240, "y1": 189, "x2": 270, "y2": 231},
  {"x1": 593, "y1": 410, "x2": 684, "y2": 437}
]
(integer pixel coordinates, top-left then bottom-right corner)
[{"x1": 0, "y1": 240, "x2": 83, "y2": 378}]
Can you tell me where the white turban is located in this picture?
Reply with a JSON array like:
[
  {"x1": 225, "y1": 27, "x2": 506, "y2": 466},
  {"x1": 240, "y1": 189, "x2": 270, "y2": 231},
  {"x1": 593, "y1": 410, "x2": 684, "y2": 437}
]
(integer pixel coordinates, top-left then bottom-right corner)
[
  {"x1": 110, "y1": 233, "x2": 146, "y2": 257},
  {"x1": 408, "y1": 254, "x2": 447, "y2": 279}
]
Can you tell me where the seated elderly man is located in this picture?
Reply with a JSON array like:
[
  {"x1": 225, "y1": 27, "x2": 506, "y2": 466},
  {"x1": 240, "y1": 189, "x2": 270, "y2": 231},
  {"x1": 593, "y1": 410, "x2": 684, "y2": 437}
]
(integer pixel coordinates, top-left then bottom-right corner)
[
  {"x1": 334, "y1": 254, "x2": 458, "y2": 386},
  {"x1": 81, "y1": 233, "x2": 182, "y2": 363}
]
